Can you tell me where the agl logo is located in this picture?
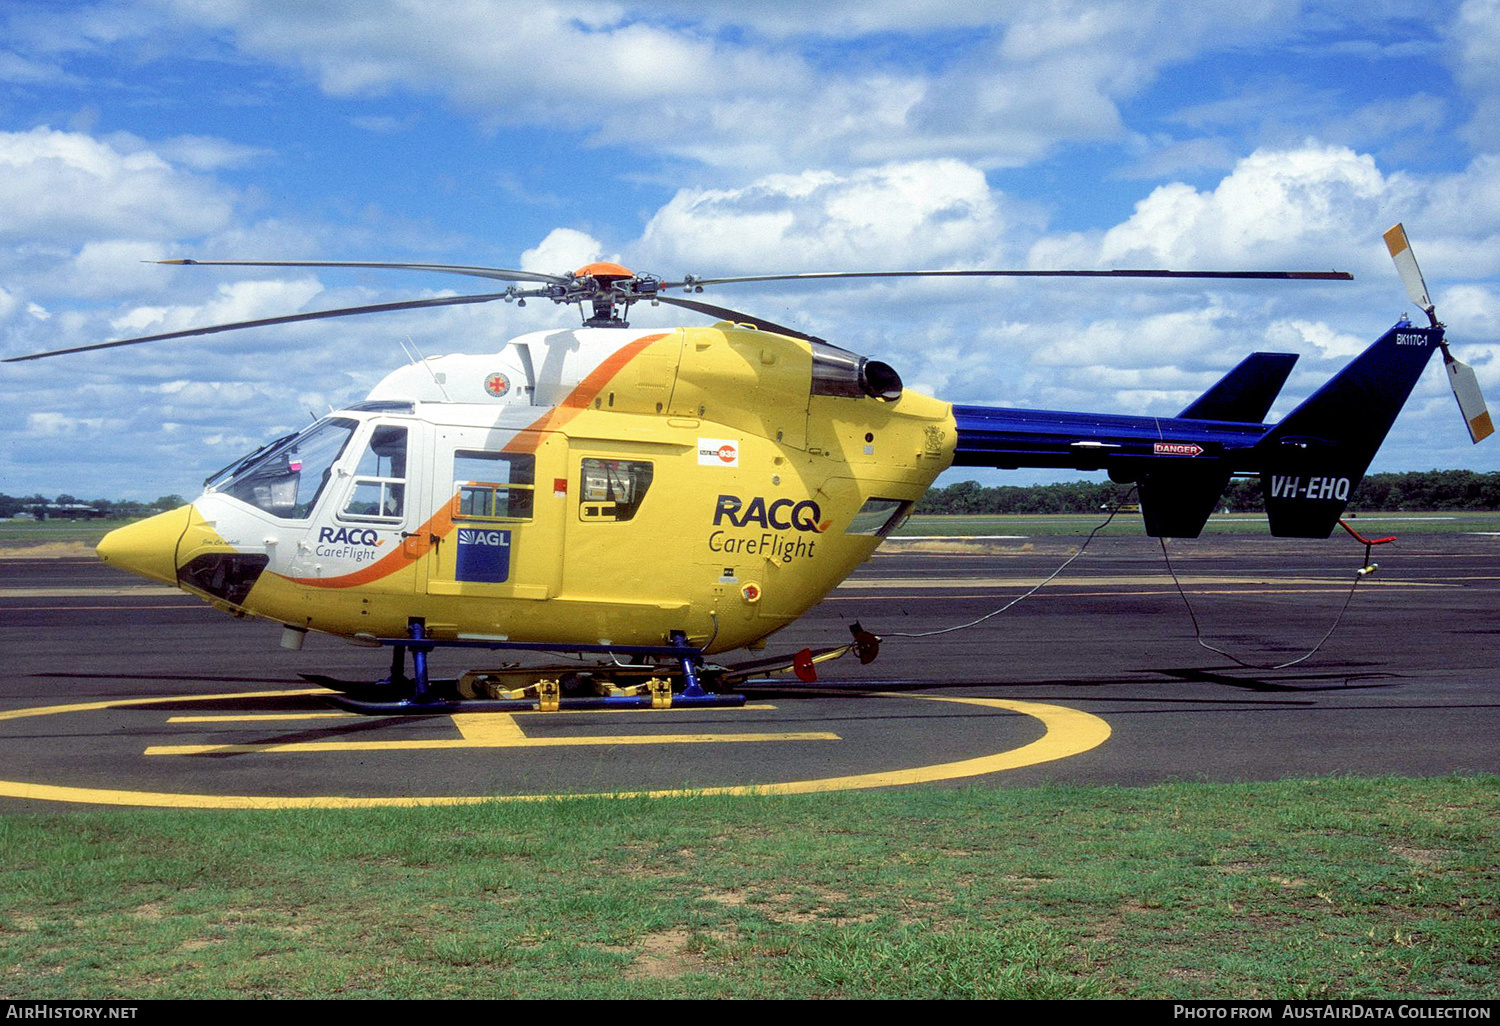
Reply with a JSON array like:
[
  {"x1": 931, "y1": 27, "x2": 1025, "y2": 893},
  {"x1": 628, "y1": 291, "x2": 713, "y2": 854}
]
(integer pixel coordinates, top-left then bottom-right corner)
[{"x1": 457, "y1": 529, "x2": 510, "y2": 546}]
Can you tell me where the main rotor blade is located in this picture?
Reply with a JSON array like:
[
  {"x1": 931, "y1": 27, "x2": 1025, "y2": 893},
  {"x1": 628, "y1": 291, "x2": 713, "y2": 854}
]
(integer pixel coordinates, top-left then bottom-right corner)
[
  {"x1": 3, "y1": 291, "x2": 514, "y2": 363},
  {"x1": 158, "y1": 258, "x2": 570, "y2": 286},
  {"x1": 655, "y1": 295, "x2": 827, "y2": 344},
  {"x1": 666, "y1": 268, "x2": 1355, "y2": 289}
]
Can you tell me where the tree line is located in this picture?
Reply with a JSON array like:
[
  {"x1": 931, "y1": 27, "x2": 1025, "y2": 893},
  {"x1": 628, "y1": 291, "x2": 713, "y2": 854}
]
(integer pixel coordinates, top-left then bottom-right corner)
[
  {"x1": 0, "y1": 493, "x2": 187, "y2": 519},
  {"x1": 915, "y1": 470, "x2": 1500, "y2": 515}
]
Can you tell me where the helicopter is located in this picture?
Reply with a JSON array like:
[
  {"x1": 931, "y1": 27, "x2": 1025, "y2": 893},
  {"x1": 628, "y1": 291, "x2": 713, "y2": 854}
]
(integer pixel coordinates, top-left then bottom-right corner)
[{"x1": 5, "y1": 224, "x2": 1490, "y2": 713}]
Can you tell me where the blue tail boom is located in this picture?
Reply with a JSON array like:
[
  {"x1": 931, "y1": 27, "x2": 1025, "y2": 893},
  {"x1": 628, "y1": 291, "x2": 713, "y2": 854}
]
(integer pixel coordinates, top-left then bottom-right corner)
[{"x1": 950, "y1": 321, "x2": 1443, "y2": 538}]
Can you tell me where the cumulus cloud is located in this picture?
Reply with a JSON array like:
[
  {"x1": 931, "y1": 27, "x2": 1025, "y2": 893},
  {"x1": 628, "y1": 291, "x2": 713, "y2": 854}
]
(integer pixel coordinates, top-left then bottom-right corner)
[
  {"x1": 60, "y1": 240, "x2": 176, "y2": 300},
  {"x1": 3, "y1": 6, "x2": 1496, "y2": 494},
  {"x1": 1026, "y1": 145, "x2": 1500, "y2": 283},
  {"x1": 634, "y1": 160, "x2": 1019, "y2": 272},
  {"x1": 1451, "y1": 0, "x2": 1500, "y2": 149},
  {"x1": 24, "y1": 412, "x2": 114, "y2": 437},
  {"x1": 1440, "y1": 284, "x2": 1500, "y2": 337},
  {"x1": 108, "y1": 277, "x2": 326, "y2": 336},
  {"x1": 1093, "y1": 145, "x2": 1399, "y2": 266},
  {"x1": 161, "y1": 1, "x2": 808, "y2": 110},
  {"x1": 0, "y1": 127, "x2": 235, "y2": 242},
  {"x1": 139, "y1": 0, "x2": 1303, "y2": 172},
  {"x1": 1413, "y1": 155, "x2": 1500, "y2": 272},
  {"x1": 520, "y1": 228, "x2": 605, "y2": 276},
  {"x1": 1033, "y1": 306, "x2": 1241, "y2": 371},
  {"x1": 1264, "y1": 318, "x2": 1368, "y2": 360},
  {"x1": 609, "y1": 144, "x2": 1497, "y2": 441}
]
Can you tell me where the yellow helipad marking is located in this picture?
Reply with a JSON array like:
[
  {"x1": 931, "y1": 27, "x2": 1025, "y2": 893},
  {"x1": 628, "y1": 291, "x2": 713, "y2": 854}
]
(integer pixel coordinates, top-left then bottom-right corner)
[
  {"x1": 841, "y1": 575, "x2": 1449, "y2": 589},
  {"x1": 831, "y1": 586, "x2": 1402, "y2": 601},
  {"x1": 0, "y1": 690, "x2": 1110, "y2": 808},
  {"x1": 0, "y1": 586, "x2": 182, "y2": 598},
  {"x1": 0, "y1": 688, "x2": 329, "y2": 722},
  {"x1": 144, "y1": 709, "x2": 838, "y2": 755},
  {"x1": 168, "y1": 713, "x2": 357, "y2": 723}
]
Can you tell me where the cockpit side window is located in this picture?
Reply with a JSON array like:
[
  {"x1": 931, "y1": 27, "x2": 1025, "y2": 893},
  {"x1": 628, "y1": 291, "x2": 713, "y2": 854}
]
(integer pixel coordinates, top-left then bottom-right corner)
[
  {"x1": 341, "y1": 424, "x2": 408, "y2": 523},
  {"x1": 222, "y1": 418, "x2": 357, "y2": 520}
]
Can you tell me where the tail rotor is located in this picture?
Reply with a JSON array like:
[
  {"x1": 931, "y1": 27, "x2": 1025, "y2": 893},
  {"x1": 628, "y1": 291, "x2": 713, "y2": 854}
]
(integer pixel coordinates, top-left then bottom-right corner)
[{"x1": 1384, "y1": 223, "x2": 1493, "y2": 443}]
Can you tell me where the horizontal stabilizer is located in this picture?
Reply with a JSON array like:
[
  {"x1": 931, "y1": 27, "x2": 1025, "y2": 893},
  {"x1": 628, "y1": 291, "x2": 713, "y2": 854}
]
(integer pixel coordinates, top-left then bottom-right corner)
[
  {"x1": 1137, "y1": 467, "x2": 1232, "y2": 538},
  {"x1": 1178, "y1": 352, "x2": 1298, "y2": 422}
]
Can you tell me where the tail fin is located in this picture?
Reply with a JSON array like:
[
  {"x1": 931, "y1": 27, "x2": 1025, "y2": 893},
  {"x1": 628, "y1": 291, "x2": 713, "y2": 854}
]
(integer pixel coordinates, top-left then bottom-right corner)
[
  {"x1": 1133, "y1": 354, "x2": 1298, "y2": 537},
  {"x1": 1255, "y1": 322, "x2": 1442, "y2": 536},
  {"x1": 1178, "y1": 352, "x2": 1298, "y2": 422}
]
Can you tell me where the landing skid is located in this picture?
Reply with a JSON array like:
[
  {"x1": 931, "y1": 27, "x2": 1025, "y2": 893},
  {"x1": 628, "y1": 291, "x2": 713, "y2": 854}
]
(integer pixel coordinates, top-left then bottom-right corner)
[
  {"x1": 304, "y1": 668, "x2": 743, "y2": 714},
  {"x1": 302, "y1": 623, "x2": 880, "y2": 715},
  {"x1": 309, "y1": 625, "x2": 745, "y2": 714},
  {"x1": 324, "y1": 691, "x2": 744, "y2": 715}
]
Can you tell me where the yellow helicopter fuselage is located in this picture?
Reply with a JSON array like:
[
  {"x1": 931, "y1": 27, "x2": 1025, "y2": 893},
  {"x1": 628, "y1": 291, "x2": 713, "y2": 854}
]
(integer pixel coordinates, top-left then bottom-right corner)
[{"x1": 99, "y1": 323, "x2": 955, "y2": 654}]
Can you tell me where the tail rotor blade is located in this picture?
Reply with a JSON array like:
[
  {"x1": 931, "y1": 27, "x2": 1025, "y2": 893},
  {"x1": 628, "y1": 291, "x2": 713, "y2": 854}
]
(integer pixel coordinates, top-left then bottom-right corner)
[
  {"x1": 1383, "y1": 223, "x2": 1435, "y2": 320},
  {"x1": 1447, "y1": 358, "x2": 1495, "y2": 443},
  {"x1": 1382, "y1": 224, "x2": 1492, "y2": 444}
]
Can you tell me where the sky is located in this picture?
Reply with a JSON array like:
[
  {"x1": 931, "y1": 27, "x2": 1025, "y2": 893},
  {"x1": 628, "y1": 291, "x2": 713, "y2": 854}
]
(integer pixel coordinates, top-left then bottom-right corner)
[{"x1": 2, "y1": 0, "x2": 1498, "y2": 501}]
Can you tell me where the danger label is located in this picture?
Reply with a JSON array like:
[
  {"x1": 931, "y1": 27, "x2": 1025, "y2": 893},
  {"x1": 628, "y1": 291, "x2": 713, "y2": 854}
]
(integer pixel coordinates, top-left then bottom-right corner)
[{"x1": 1154, "y1": 442, "x2": 1204, "y2": 457}]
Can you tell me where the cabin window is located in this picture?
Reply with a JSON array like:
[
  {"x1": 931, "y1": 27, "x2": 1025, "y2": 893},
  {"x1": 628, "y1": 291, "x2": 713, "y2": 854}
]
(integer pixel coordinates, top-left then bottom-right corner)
[
  {"x1": 453, "y1": 451, "x2": 535, "y2": 520},
  {"x1": 341, "y1": 424, "x2": 408, "y2": 522},
  {"x1": 578, "y1": 458, "x2": 654, "y2": 522},
  {"x1": 222, "y1": 417, "x2": 357, "y2": 520},
  {"x1": 844, "y1": 497, "x2": 913, "y2": 537}
]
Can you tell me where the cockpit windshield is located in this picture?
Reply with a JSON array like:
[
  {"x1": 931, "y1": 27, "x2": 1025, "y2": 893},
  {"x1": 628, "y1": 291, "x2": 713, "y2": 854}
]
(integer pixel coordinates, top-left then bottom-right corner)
[{"x1": 213, "y1": 418, "x2": 358, "y2": 519}]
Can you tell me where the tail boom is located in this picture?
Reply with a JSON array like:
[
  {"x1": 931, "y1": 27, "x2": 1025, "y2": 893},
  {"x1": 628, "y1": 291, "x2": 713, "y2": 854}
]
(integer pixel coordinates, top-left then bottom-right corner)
[{"x1": 950, "y1": 322, "x2": 1443, "y2": 538}]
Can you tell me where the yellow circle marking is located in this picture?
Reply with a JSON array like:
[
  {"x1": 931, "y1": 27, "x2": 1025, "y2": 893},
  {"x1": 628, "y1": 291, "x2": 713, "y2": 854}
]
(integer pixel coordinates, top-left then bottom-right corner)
[{"x1": 0, "y1": 689, "x2": 1110, "y2": 808}]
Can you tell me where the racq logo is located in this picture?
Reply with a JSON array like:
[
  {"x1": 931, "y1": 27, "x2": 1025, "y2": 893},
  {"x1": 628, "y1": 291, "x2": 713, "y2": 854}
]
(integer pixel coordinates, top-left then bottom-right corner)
[
  {"x1": 314, "y1": 526, "x2": 386, "y2": 562},
  {"x1": 709, "y1": 494, "x2": 826, "y2": 564},
  {"x1": 318, "y1": 527, "x2": 383, "y2": 546},
  {"x1": 698, "y1": 437, "x2": 739, "y2": 467},
  {"x1": 713, "y1": 494, "x2": 824, "y2": 532}
]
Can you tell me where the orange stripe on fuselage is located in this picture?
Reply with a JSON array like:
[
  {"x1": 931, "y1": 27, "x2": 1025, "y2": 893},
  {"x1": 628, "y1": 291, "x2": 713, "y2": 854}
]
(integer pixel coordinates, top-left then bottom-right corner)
[
  {"x1": 503, "y1": 332, "x2": 667, "y2": 448},
  {"x1": 279, "y1": 332, "x2": 670, "y2": 590}
]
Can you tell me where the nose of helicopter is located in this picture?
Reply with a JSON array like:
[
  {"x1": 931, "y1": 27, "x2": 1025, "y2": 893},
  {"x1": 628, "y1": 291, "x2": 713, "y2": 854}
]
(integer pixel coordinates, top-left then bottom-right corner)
[{"x1": 97, "y1": 506, "x2": 190, "y2": 585}]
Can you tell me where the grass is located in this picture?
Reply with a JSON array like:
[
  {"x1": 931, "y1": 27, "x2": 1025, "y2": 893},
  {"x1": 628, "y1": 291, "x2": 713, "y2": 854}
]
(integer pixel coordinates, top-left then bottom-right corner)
[
  {"x1": 0, "y1": 520, "x2": 119, "y2": 545},
  {"x1": 0, "y1": 776, "x2": 1495, "y2": 999},
  {"x1": 0, "y1": 519, "x2": 118, "y2": 559}
]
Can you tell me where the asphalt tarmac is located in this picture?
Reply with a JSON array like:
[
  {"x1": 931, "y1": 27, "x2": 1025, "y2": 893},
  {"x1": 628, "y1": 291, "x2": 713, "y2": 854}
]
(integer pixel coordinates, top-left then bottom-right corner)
[{"x1": 1, "y1": 531, "x2": 1496, "y2": 809}]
